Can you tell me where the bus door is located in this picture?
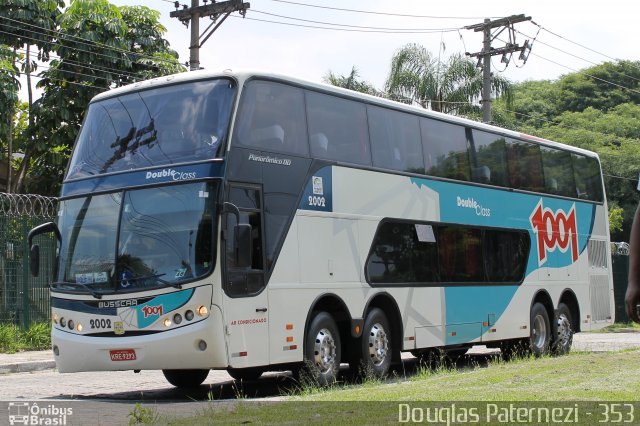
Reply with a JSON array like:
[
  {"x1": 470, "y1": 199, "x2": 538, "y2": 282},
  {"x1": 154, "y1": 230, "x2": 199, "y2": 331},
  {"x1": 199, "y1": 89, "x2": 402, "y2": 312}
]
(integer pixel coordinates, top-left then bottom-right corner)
[{"x1": 222, "y1": 183, "x2": 270, "y2": 368}]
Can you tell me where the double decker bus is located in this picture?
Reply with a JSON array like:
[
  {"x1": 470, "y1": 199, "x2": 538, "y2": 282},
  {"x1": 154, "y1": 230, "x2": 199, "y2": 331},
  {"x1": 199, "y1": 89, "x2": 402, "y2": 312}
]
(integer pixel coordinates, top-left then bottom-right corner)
[{"x1": 29, "y1": 69, "x2": 614, "y2": 387}]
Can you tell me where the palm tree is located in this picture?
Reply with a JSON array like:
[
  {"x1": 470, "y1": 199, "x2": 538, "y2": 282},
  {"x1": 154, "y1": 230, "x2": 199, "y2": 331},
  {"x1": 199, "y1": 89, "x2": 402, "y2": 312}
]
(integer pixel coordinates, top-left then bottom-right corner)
[
  {"x1": 323, "y1": 66, "x2": 384, "y2": 97},
  {"x1": 385, "y1": 43, "x2": 512, "y2": 117}
]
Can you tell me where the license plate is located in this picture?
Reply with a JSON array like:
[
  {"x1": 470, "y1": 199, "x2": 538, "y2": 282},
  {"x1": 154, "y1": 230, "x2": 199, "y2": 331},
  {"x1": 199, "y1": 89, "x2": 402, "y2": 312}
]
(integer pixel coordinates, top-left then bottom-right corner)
[{"x1": 109, "y1": 349, "x2": 137, "y2": 361}]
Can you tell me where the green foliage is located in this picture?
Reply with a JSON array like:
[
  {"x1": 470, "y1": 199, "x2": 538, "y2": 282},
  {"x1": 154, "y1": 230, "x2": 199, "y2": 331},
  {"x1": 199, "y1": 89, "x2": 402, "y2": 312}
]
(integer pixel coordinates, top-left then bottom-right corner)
[
  {"x1": 0, "y1": 322, "x2": 51, "y2": 353},
  {"x1": 609, "y1": 204, "x2": 624, "y2": 234},
  {"x1": 127, "y1": 403, "x2": 158, "y2": 425}
]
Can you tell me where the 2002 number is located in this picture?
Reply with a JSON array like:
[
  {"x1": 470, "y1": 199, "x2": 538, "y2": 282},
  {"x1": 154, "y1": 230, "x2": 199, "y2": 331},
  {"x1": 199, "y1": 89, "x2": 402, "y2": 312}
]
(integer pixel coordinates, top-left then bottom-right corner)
[
  {"x1": 90, "y1": 319, "x2": 112, "y2": 329},
  {"x1": 308, "y1": 196, "x2": 326, "y2": 207}
]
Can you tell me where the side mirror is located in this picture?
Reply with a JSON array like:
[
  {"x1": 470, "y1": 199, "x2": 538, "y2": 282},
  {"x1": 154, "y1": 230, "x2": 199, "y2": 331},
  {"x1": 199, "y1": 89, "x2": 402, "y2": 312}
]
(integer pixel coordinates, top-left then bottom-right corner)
[
  {"x1": 235, "y1": 223, "x2": 253, "y2": 268},
  {"x1": 28, "y1": 221, "x2": 61, "y2": 278},
  {"x1": 30, "y1": 244, "x2": 40, "y2": 277}
]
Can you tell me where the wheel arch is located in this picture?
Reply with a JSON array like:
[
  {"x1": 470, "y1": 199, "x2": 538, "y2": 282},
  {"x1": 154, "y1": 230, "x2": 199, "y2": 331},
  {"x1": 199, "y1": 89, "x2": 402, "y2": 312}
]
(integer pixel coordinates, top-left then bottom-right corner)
[{"x1": 304, "y1": 293, "x2": 354, "y2": 356}]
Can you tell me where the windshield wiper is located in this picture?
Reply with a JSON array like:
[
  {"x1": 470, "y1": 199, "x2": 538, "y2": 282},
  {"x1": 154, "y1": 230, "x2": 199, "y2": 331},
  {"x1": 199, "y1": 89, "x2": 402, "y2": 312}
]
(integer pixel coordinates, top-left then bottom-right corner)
[
  {"x1": 50, "y1": 281, "x2": 103, "y2": 299},
  {"x1": 116, "y1": 273, "x2": 182, "y2": 289}
]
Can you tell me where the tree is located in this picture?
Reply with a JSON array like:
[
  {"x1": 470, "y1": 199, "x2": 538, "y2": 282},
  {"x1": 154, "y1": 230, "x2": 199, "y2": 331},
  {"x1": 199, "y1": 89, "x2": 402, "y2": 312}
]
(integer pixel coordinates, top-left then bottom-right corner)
[
  {"x1": 323, "y1": 66, "x2": 383, "y2": 97},
  {"x1": 385, "y1": 43, "x2": 512, "y2": 117},
  {"x1": 0, "y1": 0, "x2": 63, "y2": 192},
  {"x1": 17, "y1": 0, "x2": 185, "y2": 194}
]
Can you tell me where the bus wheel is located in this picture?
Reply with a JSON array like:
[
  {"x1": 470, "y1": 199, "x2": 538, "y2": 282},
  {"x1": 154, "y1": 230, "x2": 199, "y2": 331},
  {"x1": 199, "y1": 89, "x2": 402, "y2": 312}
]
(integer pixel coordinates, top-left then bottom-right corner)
[
  {"x1": 552, "y1": 303, "x2": 574, "y2": 356},
  {"x1": 529, "y1": 302, "x2": 551, "y2": 357},
  {"x1": 303, "y1": 311, "x2": 341, "y2": 386},
  {"x1": 357, "y1": 308, "x2": 391, "y2": 378},
  {"x1": 162, "y1": 369, "x2": 209, "y2": 388},
  {"x1": 227, "y1": 367, "x2": 263, "y2": 381}
]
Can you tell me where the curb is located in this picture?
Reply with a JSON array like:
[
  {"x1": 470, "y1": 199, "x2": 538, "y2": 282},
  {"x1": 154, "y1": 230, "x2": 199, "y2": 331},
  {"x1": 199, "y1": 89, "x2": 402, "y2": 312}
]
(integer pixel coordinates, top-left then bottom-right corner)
[{"x1": 0, "y1": 360, "x2": 56, "y2": 375}]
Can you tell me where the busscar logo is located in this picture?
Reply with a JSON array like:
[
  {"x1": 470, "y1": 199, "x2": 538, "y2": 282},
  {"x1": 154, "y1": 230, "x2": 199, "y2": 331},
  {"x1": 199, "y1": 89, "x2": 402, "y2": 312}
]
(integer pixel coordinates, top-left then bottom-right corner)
[
  {"x1": 530, "y1": 200, "x2": 578, "y2": 266},
  {"x1": 8, "y1": 402, "x2": 72, "y2": 425},
  {"x1": 98, "y1": 299, "x2": 138, "y2": 309}
]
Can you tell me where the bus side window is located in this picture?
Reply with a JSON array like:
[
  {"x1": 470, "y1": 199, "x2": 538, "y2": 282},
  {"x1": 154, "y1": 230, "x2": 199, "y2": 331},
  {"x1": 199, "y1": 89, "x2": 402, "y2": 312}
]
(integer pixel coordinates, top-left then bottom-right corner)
[
  {"x1": 306, "y1": 91, "x2": 371, "y2": 165},
  {"x1": 236, "y1": 80, "x2": 308, "y2": 156}
]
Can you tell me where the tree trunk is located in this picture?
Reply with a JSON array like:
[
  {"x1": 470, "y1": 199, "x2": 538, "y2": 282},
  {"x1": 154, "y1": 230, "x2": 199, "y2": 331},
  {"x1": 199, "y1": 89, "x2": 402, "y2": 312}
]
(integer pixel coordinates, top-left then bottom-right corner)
[{"x1": 13, "y1": 44, "x2": 35, "y2": 193}]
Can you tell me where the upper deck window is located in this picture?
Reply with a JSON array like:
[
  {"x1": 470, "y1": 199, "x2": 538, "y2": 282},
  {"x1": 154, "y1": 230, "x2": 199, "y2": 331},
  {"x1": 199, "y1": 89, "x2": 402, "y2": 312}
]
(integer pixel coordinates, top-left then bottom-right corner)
[
  {"x1": 235, "y1": 80, "x2": 309, "y2": 156},
  {"x1": 67, "y1": 78, "x2": 235, "y2": 179}
]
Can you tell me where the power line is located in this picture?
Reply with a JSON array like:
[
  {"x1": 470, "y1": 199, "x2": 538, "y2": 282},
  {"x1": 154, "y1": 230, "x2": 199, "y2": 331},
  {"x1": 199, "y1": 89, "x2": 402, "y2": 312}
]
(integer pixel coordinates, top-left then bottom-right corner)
[
  {"x1": 263, "y1": 0, "x2": 498, "y2": 20},
  {"x1": 232, "y1": 14, "x2": 460, "y2": 34},
  {"x1": 250, "y1": 9, "x2": 462, "y2": 31}
]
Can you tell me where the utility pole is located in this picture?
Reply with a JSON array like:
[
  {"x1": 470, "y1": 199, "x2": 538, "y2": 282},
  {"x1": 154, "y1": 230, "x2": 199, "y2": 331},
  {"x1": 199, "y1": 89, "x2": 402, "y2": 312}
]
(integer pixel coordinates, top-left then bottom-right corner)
[
  {"x1": 170, "y1": 0, "x2": 250, "y2": 71},
  {"x1": 465, "y1": 14, "x2": 532, "y2": 123}
]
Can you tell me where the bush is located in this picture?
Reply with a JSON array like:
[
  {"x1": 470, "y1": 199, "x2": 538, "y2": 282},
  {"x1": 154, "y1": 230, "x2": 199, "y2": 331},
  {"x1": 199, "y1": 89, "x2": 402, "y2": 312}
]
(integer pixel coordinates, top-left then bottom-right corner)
[{"x1": 0, "y1": 322, "x2": 51, "y2": 353}]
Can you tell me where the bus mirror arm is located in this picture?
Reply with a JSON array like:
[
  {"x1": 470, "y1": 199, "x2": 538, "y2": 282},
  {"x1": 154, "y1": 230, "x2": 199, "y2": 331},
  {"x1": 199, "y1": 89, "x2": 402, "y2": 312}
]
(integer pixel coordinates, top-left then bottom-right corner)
[{"x1": 27, "y1": 222, "x2": 61, "y2": 277}]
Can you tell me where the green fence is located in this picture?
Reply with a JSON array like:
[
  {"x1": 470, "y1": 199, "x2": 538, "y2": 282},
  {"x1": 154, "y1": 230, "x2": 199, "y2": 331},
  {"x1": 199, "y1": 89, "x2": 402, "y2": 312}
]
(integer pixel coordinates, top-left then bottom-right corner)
[{"x1": 0, "y1": 193, "x2": 58, "y2": 328}]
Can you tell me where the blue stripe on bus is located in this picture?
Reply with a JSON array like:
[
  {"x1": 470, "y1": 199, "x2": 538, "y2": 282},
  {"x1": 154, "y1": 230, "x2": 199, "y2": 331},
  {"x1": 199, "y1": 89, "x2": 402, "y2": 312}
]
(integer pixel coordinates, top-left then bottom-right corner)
[{"x1": 61, "y1": 162, "x2": 225, "y2": 197}]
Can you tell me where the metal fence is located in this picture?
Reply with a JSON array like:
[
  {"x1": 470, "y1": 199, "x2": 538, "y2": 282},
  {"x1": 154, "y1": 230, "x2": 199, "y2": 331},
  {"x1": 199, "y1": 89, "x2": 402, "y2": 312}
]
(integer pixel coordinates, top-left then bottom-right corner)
[{"x1": 0, "y1": 193, "x2": 57, "y2": 327}]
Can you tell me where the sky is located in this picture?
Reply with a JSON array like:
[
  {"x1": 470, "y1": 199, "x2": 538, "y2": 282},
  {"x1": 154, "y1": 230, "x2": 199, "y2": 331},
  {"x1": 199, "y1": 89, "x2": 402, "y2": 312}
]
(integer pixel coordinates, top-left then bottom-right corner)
[{"x1": 102, "y1": 0, "x2": 638, "y2": 90}]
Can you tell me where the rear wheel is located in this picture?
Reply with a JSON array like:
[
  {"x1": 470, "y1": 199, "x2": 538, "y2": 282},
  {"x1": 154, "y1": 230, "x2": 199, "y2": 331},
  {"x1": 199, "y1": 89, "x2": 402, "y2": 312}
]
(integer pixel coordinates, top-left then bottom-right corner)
[
  {"x1": 162, "y1": 369, "x2": 209, "y2": 388},
  {"x1": 302, "y1": 312, "x2": 341, "y2": 386},
  {"x1": 530, "y1": 302, "x2": 551, "y2": 357},
  {"x1": 227, "y1": 367, "x2": 263, "y2": 381},
  {"x1": 353, "y1": 308, "x2": 391, "y2": 378},
  {"x1": 552, "y1": 303, "x2": 574, "y2": 355}
]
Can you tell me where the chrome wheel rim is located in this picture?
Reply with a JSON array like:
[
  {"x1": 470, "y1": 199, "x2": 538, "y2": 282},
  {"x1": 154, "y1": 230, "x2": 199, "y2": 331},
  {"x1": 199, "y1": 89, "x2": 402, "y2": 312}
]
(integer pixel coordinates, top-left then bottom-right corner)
[
  {"x1": 368, "y1": 322, "x2": 389, "y2": 366},
  {"x1": 556, "y1": 314, "x2": 572, "y2": 348},
  {"x1": 313, "y1": 328, "x2": 337, "y2": 373},
  {"x1": 532, "y1": 314, "x2": 548, "y2": 350}
]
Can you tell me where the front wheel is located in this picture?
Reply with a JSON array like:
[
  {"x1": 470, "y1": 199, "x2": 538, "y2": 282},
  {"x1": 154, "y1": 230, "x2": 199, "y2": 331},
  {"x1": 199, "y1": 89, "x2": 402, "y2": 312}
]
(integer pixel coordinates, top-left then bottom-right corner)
[
  {"x1": 552, "y1": 303, "x2": 574, "y2": 355},
  {"x1": 529, "y1": 302, "x2": 551, "y2": 357},
  {"x1": 227, "y1": 367, "x2": 263, "y2": 381},
  {"x1": 162, "y1": 369, "x2": 209, "y2": 388},
  {"x1": 302, "y1": 311, "x2": 341, "y2": 386}
]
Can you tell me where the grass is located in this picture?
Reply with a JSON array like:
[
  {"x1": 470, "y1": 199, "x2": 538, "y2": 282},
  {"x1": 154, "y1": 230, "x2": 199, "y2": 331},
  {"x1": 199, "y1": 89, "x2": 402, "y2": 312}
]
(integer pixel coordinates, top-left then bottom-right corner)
[
  {"x1": 599, "y1": 322, "x2": 640, "y2": 332},
  {"x1": 0, "y1": 322, "x2": 51, "y2": 353},
  {"x1": 160, "y1": 349, "x2": 640, "y2": 425}
]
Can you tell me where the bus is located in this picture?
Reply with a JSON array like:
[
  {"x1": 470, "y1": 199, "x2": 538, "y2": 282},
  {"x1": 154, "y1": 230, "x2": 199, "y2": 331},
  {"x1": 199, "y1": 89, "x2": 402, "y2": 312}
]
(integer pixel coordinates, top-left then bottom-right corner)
[{"x1": 28, "y1": 69, "x2": 614, "y2": 387}]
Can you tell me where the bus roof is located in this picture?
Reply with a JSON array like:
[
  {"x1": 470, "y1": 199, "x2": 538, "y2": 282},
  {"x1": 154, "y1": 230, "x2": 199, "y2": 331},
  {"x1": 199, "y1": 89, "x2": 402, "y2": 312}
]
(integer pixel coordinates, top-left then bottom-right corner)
[{"x1": 91, "y1": 68, "x2": 599, "y2": 160}]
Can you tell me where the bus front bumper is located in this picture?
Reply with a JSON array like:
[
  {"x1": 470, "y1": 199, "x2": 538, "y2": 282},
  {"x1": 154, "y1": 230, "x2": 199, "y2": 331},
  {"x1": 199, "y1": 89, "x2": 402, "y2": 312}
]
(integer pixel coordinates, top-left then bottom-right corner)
[{"x1": 52, "y1": 305, "x2": 228, "y2": 373}]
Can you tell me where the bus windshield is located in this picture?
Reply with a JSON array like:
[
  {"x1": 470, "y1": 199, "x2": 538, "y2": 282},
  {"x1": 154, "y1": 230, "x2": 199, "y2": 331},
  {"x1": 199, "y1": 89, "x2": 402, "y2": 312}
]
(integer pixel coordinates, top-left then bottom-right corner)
[
  {"x1": 67, "y1": 78, "x2": 236, "y2": 179},
  {"x1": 56, "y1": 181, "x2": 218, "y2": 294}
]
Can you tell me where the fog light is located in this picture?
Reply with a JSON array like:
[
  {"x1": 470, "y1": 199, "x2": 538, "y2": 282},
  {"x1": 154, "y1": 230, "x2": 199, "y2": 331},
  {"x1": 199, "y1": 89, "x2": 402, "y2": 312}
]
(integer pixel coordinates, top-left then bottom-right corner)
[
  {"x1": 185, "y1": 310, "x2": 194, "y2": 321},
  {"x1": 68, "y1": 320, "x2": 74, "y2": 330},
  {"x1": 53, "y1": 345, "x2": 59, "y2": 356},
  {"x1": 60, "y1": 317, "x2": 66, "y2": 328},
  {"x1": 198, "y1": 340, "x2": 207, "y2": 351},
  {"x1": 173, "y1": 313, "x2": 182, "y2": 325},
  {"x1": 197, "y1": 305, "x2": 208, "y2": 317},
  {"x1": 52, "y1": 313, "x2": 58, "y2": 324},
  {"x1": 76, "y1": 323, "x2": 83, "y2": 332},
  {"x1": 163, "y1": 318, "x2": 172, "y2": 327}
]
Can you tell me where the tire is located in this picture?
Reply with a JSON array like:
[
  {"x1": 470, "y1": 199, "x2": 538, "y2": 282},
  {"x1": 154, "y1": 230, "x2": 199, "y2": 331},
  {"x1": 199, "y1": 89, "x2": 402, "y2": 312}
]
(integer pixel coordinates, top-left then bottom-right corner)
[
  {"x1": 302, "y1": 311, "x2": 341, "y2": 386},
  {"x1": 162, "y1": 369, "x2": 209, "y2": 388},
  {"x1": 354, "y1": 308, "x2": 391, "y2": 378},
  {"x1": 529, "y1": 302, "x2": 551, "y2": 357},
  {"x1": 227, "y1": 367, "x2": 263, "y2": 381},
  {"x1": 552, "y1": 303, "x2": 574, "y2": 356}
]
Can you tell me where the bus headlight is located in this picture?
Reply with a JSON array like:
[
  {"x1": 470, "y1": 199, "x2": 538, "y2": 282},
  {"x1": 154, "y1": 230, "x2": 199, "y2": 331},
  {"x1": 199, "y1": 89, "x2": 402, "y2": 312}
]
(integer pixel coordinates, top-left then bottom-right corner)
[
  {"x1": 173, "y1": 313, "x2": 183, "y2": 325},
  {"x1": 163, "y1": 318, "x2": 172, "y2": 327},
  {"x1": 60, "y1": 317, "x2": 66, "y2": 328},
  {"x1": 76, "y1": 323, "x2": 83, "y2": 332},
  {"x1": 185, "y1": 310, "x2": 194, "y2": 321},
  {"x1": 197, "y1": 305, "x2": 208, "y2": 317}
]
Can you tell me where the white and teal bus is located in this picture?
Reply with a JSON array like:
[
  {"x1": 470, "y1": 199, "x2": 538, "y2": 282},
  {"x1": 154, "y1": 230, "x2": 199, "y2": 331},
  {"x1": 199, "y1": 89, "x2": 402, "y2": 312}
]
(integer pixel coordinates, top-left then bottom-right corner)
[{"x1": 29, "y1": 69, "x2": 614, "y2": 387}]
